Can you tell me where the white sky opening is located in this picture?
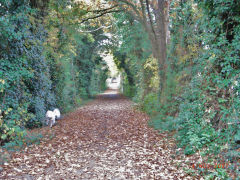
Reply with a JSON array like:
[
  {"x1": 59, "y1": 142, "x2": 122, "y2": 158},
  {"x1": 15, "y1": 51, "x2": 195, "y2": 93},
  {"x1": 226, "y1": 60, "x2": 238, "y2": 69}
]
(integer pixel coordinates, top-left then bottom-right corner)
[{"x1": 101, "y1": 52, "x2": 121, "y2": 90}]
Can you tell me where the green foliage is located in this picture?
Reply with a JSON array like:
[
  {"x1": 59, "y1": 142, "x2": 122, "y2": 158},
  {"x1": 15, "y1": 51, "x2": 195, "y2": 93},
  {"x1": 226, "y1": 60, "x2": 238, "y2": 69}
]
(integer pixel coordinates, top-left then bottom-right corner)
[
  {"x1": 175, "y1": 76, "x2": 219, "y2": 155},
  {"x1": 112, "y1": 0, "x2": 240, "y2": 177},
  {"x1": 172, "y1": 0, "x2": 240, "y2": 155},
  {"x1": 3, "y1": 133, "x2": 43, "y2": 152},
  {"x1": 0, "y1": 0, "x2": 109, "y2": 146},
  {"x1": 122, "y1": 75, "x2": 136, "y2": 98},
  {"x1": 142, "y1": 93, "x2": 158, "y2": 116},
  {"x1": 112, "y1": 12, "x2": 152, "y2": 100},
  {"x1": 140, "y1": 0, "x2": 240, "y2": 160},
  {"x1": 1, "y1": 1, "x2": 239, "y2": 179},
  {"x1": 89, "y1": 64, "x2": 108, "y2": 97},
  {"x1": 0, "y1": 0, "x2": 43, "y2": 144},
  {"x1": 205, "y1": 168, "x2": 228, "y2": 180}
]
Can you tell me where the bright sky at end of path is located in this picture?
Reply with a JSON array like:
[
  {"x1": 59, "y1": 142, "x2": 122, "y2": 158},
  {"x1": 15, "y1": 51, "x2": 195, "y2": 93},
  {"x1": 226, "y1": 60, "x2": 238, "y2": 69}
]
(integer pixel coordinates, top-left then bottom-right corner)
[{"x1": 101, "y1": 52, "x2": 118, "y2": 77}]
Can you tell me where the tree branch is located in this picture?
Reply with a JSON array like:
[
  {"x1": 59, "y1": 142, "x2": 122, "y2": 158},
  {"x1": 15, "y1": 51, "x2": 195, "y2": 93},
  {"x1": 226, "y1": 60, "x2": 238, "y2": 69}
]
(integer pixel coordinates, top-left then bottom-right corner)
[
  {"x1": 117, "y1": 0, "x2": 141, "y2": 16},
  {"x1": 89, "y1": 5, "x2": 118, "y2": 13},
  {"x1": 139, "y1": 0, "x2": 156, "y2": 45},
  {"x1": 146, "y1": 0, "x2": 156, "y2": 37},
  {"x1": 71, "y1": 10, "x2": 121, "y2": 25}
]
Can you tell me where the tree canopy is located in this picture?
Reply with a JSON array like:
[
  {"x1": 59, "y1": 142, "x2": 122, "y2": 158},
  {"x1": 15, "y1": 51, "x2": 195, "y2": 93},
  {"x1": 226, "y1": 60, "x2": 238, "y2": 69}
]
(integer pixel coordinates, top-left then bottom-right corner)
[{"x1": 1, "y1": 0, "x2": 240, "y2": 178}]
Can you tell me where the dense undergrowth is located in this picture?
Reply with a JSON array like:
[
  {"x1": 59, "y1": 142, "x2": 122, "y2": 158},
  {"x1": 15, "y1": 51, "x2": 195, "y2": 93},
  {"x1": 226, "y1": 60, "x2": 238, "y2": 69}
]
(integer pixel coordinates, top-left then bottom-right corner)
[
  {"x1": 112, "y1": 0, "x2": 240, "y2": 178},
  {"x1": 0, "y1": 0, "x2": 108, "y2": 147}
]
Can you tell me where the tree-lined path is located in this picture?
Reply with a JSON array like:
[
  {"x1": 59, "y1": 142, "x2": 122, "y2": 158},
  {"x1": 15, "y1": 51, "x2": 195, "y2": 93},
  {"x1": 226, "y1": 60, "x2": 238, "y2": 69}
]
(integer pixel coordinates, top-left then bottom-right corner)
[
  {"x1": 1, "y1": 90, "x2": 193, "y2": 179},
  {"x1": 1, "y1": 0, "x2": 240, "y2": 179}
]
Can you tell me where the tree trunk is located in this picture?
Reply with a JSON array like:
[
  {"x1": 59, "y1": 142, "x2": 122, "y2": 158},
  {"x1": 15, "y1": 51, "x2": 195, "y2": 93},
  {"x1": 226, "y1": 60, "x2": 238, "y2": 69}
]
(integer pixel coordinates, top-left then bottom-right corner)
[
  {"x1": 116, "y1": 0, "x2": 168, "y2": 103},
  {"x1": 153, "y1": 0, "x2": 167, "y2": 103}
]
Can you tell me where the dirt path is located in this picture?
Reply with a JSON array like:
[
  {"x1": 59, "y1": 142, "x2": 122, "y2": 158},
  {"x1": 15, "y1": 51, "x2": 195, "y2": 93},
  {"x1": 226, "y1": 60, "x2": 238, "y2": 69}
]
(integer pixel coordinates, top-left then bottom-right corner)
[{"x1": 0, "y1": 90, "x2": 194, "y2": 180}]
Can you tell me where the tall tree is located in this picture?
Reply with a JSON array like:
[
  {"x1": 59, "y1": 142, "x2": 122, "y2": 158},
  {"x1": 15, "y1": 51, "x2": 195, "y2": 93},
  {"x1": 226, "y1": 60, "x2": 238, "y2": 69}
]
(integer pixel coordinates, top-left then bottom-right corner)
[{"x1": 109, "y1": 0, "x2": 169, "y2": 102}]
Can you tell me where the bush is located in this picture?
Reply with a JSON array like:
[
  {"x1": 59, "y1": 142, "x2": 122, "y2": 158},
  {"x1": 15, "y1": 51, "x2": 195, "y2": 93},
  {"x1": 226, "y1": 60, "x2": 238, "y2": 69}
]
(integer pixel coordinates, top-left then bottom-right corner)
[
  {"x1": 0, "y1": 0, "x2": 109, "y2": 146},
  {"x1": 142, "y1": 93, "x2": 158, "y2": 116}
]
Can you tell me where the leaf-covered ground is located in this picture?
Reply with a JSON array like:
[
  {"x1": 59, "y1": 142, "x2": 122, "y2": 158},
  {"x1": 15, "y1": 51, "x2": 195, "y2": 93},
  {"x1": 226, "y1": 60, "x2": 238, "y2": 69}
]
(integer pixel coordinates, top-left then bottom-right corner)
[{"x1": 0, "y1": 90, "x2": 199, "y2": 179}]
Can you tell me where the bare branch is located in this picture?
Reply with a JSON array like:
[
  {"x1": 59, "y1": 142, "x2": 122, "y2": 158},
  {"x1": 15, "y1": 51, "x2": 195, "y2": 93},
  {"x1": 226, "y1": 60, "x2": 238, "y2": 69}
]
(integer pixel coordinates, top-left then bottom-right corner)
[
  {"x1": 70, "y1": 10, "x2": 121, "y2": 25},
  {"x1": 81, "y1": 10, "x2": 121, "y2": 23},
  {"x1": 89, "y1": 5, "x2": 119, "y2": 13}
]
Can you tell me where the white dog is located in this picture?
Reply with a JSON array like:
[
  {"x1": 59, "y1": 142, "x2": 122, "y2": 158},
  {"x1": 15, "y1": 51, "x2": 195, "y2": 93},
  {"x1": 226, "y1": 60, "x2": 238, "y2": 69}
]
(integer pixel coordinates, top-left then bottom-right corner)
[
  {"x1": 46, "y1": 110, "x2": 55, "y2": 128},
  {"x1": 53, "y1": 108, "x2": 61, "y2": 120}
]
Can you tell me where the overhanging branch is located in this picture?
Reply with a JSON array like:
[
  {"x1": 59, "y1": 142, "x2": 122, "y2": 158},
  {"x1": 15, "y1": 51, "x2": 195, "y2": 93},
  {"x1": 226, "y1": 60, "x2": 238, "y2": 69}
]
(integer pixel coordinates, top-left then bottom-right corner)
[
  {"x1": 116, "y1": 0, "x2": 143, "y2": 23},
  {"x1": 69, "y1": 9, "x2": 122, "y2": 25},
  {"x1": 89, "y1": 5, "x2": 119, "y2": 13},
  {"x1": 117, "y1": 0, "x2": 140, "y2": 16},
  {"x1": 80, "y1": 10, "x2": 121, "y2": 23}
]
